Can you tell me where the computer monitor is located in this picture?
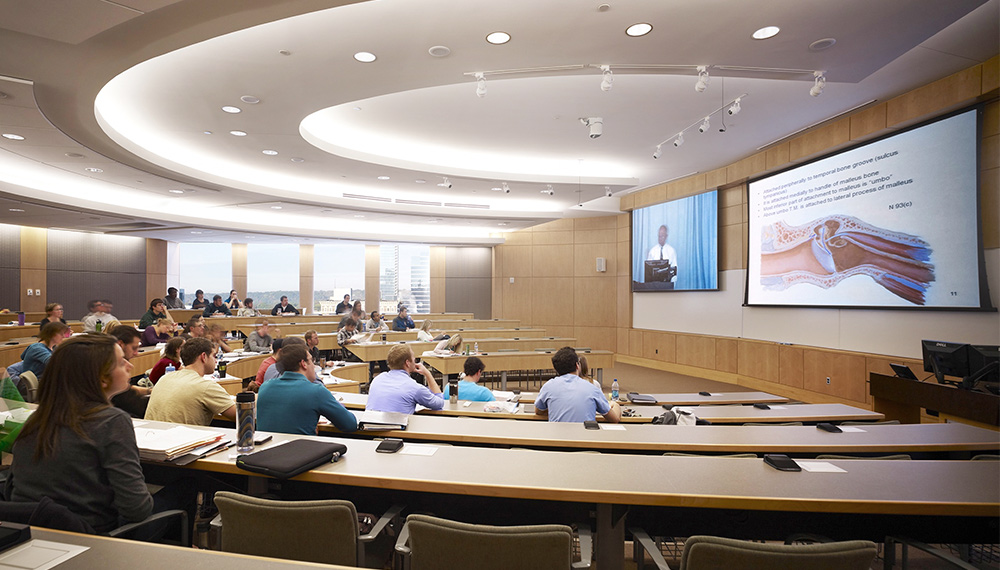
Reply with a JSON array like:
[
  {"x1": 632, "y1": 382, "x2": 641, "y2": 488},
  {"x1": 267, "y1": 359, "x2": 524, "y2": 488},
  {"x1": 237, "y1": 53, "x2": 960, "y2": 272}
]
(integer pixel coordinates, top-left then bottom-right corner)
[
  {"x1": 921, "y1": 340, "x2": 971, "y2": 387},
  {"x1": 968, "y1": 344, "x2": 999, "y2": 393}
]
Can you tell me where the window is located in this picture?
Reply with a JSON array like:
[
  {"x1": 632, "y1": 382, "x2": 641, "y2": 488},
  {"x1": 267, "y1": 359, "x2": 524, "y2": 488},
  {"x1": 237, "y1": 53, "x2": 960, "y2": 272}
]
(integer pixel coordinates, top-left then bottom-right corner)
[
  {"x1": 380, "y1": 244, "x2": 430, "y2": 314},
  {"x1": 177, "y1": 243, "x2": 232, "y2": 306},
  {"x1": 314, "y1": 243, "x2": 365, "y2": 313},
  {"x1": 247, "y1": 244, "x2": 299, "y2": 311}
]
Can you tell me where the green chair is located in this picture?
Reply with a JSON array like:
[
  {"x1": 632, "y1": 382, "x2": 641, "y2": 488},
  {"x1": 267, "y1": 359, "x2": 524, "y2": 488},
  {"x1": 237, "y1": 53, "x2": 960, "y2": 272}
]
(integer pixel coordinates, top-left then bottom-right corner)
[{"x1": 816, "y1": 454, "x2": 911, "y2": 460}]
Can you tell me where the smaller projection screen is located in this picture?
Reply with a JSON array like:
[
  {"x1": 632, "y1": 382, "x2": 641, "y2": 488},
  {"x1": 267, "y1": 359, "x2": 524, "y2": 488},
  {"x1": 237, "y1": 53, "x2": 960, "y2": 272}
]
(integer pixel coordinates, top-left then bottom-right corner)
[
  {"x1": 746, "y1": 108, "x2": 990, "y2": 310},
  {"x1": 632, "y1": 189, "x2": 718, "y2": 292}
]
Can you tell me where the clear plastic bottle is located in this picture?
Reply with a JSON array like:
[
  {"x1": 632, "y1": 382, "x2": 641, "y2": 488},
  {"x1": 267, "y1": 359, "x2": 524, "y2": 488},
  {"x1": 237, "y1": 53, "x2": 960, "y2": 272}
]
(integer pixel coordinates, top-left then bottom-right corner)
[
  {"x1": 473, "y1": 342, "x2": 479, "y2": 354},
  {"x1": 165, "y1": 363, "x2": 176, "y2": 374},
  {"x1": 611, "y1": 378, "x2": 620, "y2": 401}
]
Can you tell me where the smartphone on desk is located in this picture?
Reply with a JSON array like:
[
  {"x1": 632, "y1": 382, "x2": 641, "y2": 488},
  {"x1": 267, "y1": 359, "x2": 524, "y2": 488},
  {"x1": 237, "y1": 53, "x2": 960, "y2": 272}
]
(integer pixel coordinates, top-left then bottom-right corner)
[
  {"x1": 584, "y1": 420, "x2": 600, "y2": 430},
  {"x1": 763, "y1": 454, "x2": 801, "y2": 472},
  {"x1": 376, "y1": 438, "x2": 404, "y2": 453}
]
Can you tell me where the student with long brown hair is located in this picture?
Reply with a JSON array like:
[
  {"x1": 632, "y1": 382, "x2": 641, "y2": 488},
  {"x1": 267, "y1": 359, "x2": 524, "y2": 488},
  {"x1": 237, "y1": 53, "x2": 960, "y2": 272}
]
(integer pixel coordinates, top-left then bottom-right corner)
[{"x1": 8, "y1": 333, "x2": 153, "y2": 532}]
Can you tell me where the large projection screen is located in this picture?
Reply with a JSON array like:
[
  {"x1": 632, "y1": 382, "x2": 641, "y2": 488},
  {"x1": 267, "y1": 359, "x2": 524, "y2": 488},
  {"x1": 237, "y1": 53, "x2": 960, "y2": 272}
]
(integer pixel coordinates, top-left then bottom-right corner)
[{"x1": 746, "y1": 108, "x2": 989, "y2": 310}]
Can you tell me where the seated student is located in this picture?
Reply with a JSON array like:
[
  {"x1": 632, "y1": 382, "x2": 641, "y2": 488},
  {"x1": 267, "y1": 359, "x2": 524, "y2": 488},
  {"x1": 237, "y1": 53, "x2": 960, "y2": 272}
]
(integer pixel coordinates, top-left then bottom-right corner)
[
  {"x1": 441, "y1": 356, "x2": 495, "y2": 402},
  {"x1": 367, "y1": 311, "x2": 388, "y2": 332},
  {"x1": 189, "y1": 289, "x2": 209, "y2": 310},
  {"x1": 38, "y1": 302, "x2": 68, "y2": 330},
  {"x1": 304, "y1": 329, "x2": 321, "y2": 363},
  {"x1": 535, "y1": 347, "x2": 620, "y2": 424},
  {"x1": 139, "y1": 298, "x2": 170, "y2": 329},
  {"x1": 81, "y1": 299, "x2": 117, "y2": 333},
  {"x1": 237, "y1": 297, "x2": 261, "y2": 317},
  {"x1": 141, "y1": 318, "x2": 174, "y2": 347},
  {"x1": 254, "y1": 337, "x2": 283, "y2": 387},
  {"x1": 366, "y1": 345, "x2": 444, "y2": 414},
  {"x1": 21, "y1": 321, "x2": 71, "y2": 379},
  {"x1": 206, "y1": 323, "x2": 233, "y2": 353},
  {"x1": 271, "y1": 295, "x2": 300, "y2": 316},
  {"x1": 334, "y1": 294, "x2": 352, "y2": 315},
  {"x1": 257, "y1": 344, "x2": 357, "y2": 435},
  {"x1": 108, "y1": 326, "x2": 153, "y2": 404},
  {"x1": 149, "y1": 337, "x2": 184, "y2": 384},
  {"x1": 163, "y1": 287, "x2": 185, "y2": 309},
  {"x1": 338, "y1": 318, "x2": 360, "y2": 348},
  {"x1": 203, "y1": 294, "x2": 232, "y2": 317},
  {"x1": 416, "y1": 319, "x2": 434, "y2": 342},
  {"x1": 9, "y1": 334, "x2": 153, "y2": 532},
  {"x1": 145, "y1": 338, "x2": 236, "y2": 426},
  {"x1": 579, "y1": 355, "x2": 601, "y2": 390},
  {"x1": 224, "y1": 290, "x2": 242, "y2": 311},
  {"x1": 431, "y1": 334, "x2": 463, "y2": 355},
  {"x1": 246, "y1": 318, "x2": 272, "y2": 352},
  {"x1": 261, "y1": 337, "x2": 306, "y2": 384},
  {"x1": 392, "y1": 306, "x2": 415, "y2": 331},
  {"x1": 181, "y1": 316, "x2": 207, "y2": 339}
]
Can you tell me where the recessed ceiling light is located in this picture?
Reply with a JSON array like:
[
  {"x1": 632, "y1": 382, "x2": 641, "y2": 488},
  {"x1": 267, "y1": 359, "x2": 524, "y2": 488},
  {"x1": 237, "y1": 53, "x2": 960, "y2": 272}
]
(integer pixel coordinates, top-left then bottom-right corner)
[
  {"x1": 270, "y1": 205, "x2": 283, "y2": 210},
  {"x1": 203, "y1": 131, "x2": 213, "y2": 135},
  {"x1": 486, "y1": 32, "x2": 510, "y2": 45},
  {"x1": 428, "y1": 45, "x2": 451, "y2": 57},
  {"x1": 191, "y1": 231, "x2": 202, "y2": 234},
  {"x1": 353, "y1": 214, "x2": 365, "y2": 218},
  {"x1": 65, "y1": 152, "x2": 84, "y2": 158},
  {"x1": 222, "y1": 106, "x2": 241, "y2": 114},
  {"x1": 1, "y1": 133, "x2": 24, "y2": 141},
  {"x1": 377, "y1": 176, "x2": 390, "y2": 180},
  {"x1": 809, "y1": 38, "x2": 837, "y2": 51},
  {"x1": 84, "y1": 167, "x2": 103, "y2": 173},
  {"x1": 262, "y1": 149, "x2": 278, "y2": 155},
  {"x1": 240, "y1": 95, "x2": 260, "y2": 104},
  {"x1": 290, "y1": 157, "x2": 305, "y2": 163},
  {"x1": 169, "y1": 189, "x2": 185, "y2": 194},
  {"x1": 491, "y1": 187, "x2": 502, "y2": 192},
  {"x1": 354, "y1": 52, "x2": 377, "y2": 63},
  {"x1": 353, "y1": 107, "x2": 362, "y2": 111},
  {"x1": 752, "y1": 26, "x2": 780, "y2": 40},
  {"x1": 8, "y1": 208, "x2": 24, "y2": 212},
  {"x1": 415, "y1": 179, "x2": 426, "y2": 184},
  {"x1": 278, "y1": 49, "x2": 291, "y2": 56},
  {"x1": 229, "y1": 130, "x2": 247, "y2": 136},
  {"x1": 626, "y1": 23, "x2": 652, "y2": 37}
]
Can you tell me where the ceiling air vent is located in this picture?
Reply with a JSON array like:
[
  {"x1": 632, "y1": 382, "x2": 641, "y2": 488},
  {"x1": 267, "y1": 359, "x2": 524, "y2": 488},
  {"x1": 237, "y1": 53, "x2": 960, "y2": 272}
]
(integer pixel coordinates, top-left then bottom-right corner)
[
  {"x1": 343, "y1": 193, "x2": 392, "y2": 203},
  {"x1": 395, "y1": 199, "x2": 441, "y2": 207},
  {"x1": 443, "y1": 202, "x2": 490, "y2": 209}
]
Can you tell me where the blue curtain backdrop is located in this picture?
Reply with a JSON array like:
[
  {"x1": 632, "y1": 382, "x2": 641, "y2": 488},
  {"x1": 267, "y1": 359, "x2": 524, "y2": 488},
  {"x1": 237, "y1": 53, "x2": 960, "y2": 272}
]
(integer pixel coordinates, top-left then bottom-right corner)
[{"x1": 632, "y1": 190, "x2": 718, "y2": 290}]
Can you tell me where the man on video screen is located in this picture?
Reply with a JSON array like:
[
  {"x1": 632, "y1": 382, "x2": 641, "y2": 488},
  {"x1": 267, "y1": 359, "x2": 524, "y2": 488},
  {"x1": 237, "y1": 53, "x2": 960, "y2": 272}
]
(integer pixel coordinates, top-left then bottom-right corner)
[{"x1": 646, "y1": 224, "x2": 678, "y2": 284}]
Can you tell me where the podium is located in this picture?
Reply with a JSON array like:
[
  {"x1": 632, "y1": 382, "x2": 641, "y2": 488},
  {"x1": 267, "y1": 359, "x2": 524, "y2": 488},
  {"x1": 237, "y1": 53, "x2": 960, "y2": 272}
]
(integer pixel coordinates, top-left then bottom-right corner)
[{"x1": 869, "y1": 372, "x2": 999, "y2": 429}]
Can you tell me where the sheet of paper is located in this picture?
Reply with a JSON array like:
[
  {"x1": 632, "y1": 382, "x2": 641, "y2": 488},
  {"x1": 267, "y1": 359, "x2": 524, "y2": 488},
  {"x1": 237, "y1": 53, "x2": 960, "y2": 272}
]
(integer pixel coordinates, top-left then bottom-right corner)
[
  {"x1": 0, "y1": 540, "x2": 89, "y2": 570},
  {"x1": 400, "y1": 446, "x2": 437, "y2": 456},
  {"x1": 839, "y1": 426, "x2": 866, "y2": 433},
  {"x1": 600, "y1": 424, "x2": 626, "y2": 431},
  {"x1": 798, "y1": 461, "x2": 847, "y2": 473},
  {"x1": 768, "y1": 405, "x2": 788, "y2": 410}
]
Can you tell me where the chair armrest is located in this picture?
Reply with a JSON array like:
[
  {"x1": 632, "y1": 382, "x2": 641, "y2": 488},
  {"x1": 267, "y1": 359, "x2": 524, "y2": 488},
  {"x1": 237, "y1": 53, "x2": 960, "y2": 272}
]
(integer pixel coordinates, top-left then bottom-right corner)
[
  {"x1": 628, "y1": 527, "x2": 673, "y2": 570},
  {"x1": 360, "y1": 503, "x2": 405, "y2": 543},
  {"x1": 209, "y1": 512, "x2": 222, "y2": 531},
  {"x1": 393, "y1": 519, "x2": 411, "y2": 556},
  {"x1": 572, "y1": 525, "x2": 592, "y2": 569},
  {"x1": 110, "y1": 509, "x2": 189, "y2": 547},
  {"x1": 886, "y1": 536, "x2": 978, "y2": 569}
]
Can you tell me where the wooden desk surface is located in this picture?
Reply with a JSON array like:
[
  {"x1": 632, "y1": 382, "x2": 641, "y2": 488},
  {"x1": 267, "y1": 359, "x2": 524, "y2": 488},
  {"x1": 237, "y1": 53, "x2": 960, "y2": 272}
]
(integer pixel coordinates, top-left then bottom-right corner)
[
  {"x1": 323, "y1": 414, "x2": 1000, "y2": 455},
  {"x1": 415, "y1": 318, "x2": 521, "y2": 328},
  {"x1": 421, "y1": 350, "x2": 614, "y2": 376},
  {"x1": 344, "y1": 337, "x2": 578, "y2": 362},
  {"x1": 26, "y1": 528, "x2": 357, "y2": 570},
  {"x1": 623, "y1": 391, "x2": 790, "y2": 406},
  {"x1": 175, "y1": 425, "x2": 999, "y2": 518}
]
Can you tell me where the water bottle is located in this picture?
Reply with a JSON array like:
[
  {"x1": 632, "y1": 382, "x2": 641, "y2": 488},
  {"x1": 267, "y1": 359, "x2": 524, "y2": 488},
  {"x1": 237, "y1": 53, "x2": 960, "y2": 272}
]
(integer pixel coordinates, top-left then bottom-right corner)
[
  {"x1": 165, "y1": 363, "x2": 176, "y2": 374},
  {"x1": 236, "y1": 392, "x2": 256, "y2": 453},
  {"x1": 95, "y1": 320, "x2": 103, "y2": 333},
  {"x1": 449, "y1": 377, "x2": 459, "y2": 404},
  {"x1": 611, "y1": 378, "x2": 620, "y2": 401},
  {"x1": 218, "y1": 360, "x2": 228, "y2": 378},
  {"x1": 473, "y1": 342, "x2": 479, "y2": 354},
  {"x1": 16, "y1": 312, "x2": 24, "y2": 326}
]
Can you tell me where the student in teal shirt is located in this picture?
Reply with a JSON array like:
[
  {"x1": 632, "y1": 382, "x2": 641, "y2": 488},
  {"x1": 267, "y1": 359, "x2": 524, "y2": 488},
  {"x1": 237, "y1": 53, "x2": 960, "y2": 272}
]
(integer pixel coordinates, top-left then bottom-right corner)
[
  {"x1": 258, "y1": 344, "x2": 357, "y2": 435},
  {"x1": 442, "y1": 356, "x2": 495, "y2": 402}
]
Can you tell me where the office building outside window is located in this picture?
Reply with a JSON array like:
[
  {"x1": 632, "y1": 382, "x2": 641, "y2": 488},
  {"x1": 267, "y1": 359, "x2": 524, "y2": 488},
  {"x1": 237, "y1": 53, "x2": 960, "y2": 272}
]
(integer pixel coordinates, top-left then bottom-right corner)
[
  {"x1": 314, "y1": 243, "x2": 365, "y2": 313},
  {"x1": 177, "y1": 243, "x2": 232, "y2": 306},
  {"x1": 380, "y1": 244, "x2": 430, "y2": 314}
]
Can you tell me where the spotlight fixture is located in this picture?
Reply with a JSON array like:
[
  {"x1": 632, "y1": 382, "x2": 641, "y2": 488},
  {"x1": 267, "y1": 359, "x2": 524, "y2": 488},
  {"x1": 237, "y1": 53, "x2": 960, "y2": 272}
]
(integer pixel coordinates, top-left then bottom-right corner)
[
  {"x1": 810, "y1": 71, "x2": 826, "y2": 97},
  {"x1": 672, "y1": 133, "x2": 684, "y2": 147},
  {"x1": 698, "y1": 117, "x2": 711, "y2": 133},
  {"x1": 600, "y1": 65, "x2": 613, "y2": 91},
  {"x1": 475, "y1": 73, "x2": 487, "y2": 98},
  {"x1": 437, "y1": 177, "x2": 452, "y2": 188},
  {"x1": 541, "y1": 185, "x2": 554, "y2": 196},
  {"x1": 653, "y1": 145, "x2": 662, "y2": 159},
  {"x1": 502, "y1": 182, "x2": 510, "y2": 194},
  {"x1": 694, "y1": 66, "x2": 709, "y2": 93},
  {"x1": 605, "y1": 186, "x2": 613, "y2": 197},
  {"x1": 727, "y1": 97, "x2": 741, "y2": 116},
  {"x1": 580, "y1": 117, "x2": 603, "y2": 139}
]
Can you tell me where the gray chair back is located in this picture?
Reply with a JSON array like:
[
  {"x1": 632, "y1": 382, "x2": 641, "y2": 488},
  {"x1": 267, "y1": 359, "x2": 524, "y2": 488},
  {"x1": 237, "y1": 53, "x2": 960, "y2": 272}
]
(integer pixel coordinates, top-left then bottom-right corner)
[
  {"x1": 18, "y1": 371, "x2": 38, "y2": 403},
  {"x1": 214, "y1": 491, "x2": 359, "y2": 566},
  {"x1": 680, "y1": 535, "x2": 877, "y2": 570},
  {"x1": 405, "y1": 513, "x2": 575, "y2": 570}
]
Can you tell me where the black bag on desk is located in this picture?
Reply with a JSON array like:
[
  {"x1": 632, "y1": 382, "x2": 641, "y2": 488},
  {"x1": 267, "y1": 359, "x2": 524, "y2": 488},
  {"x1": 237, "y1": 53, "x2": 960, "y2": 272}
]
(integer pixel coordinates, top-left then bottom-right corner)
[{"x1": 236, "y1": 440, "x2": 347, "y2": 479}]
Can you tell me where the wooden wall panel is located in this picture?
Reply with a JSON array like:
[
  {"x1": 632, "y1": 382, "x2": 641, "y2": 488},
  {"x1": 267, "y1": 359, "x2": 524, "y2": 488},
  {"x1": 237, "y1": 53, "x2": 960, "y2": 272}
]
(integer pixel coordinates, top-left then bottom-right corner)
[
  {"x1": 46, "y1": 231, "x2": 146, "y2": 317},
  {"x1": 501, "y1": 245, "x2": 533, "y2": 277},
  {"x1": 616, "y1": 274, "x2": 630, "y2": 329},
  {"x1": 675, "y1": 334, "x2": 715, "y2": 369},
  {"x1": 231, "y1": 243, "x2": 247, "y2": 300},
  {"x1": 145, "y1": 239, "x2": 167, "y2": 308},
  {"x1": 983, "y1": 55, "x2": 999, "y2": 93},
  {"x1": 704, "y1": 168, "x2": 727, "y2": 189},
  {"x1": 801, "y1": 349, "x2": 867, "y2": 402},
  {"x1": 616, "y1": 327, "x2": 630, "y2": 355},
  {"x1": 983, "y1": 133, "x2": 999, "y2": 170},
  {"x1": 764, "y1": 143, "x2": 790, "y2": 171},
  {"x1": 726, "y1": 152, "x2": 766, "y2": 183},
  {"x1": 737, "y1": 340, "x2": 779, "y2": 381},
  {"x1": 501, "y1": 276, "x2": 532, "y2": 325},
  {"x1": 574, "y1": 242, "x2": 616, "y2": 277},
  {"x1": 886, "y1": 66, "x2": 982, "y2": 127},
  {"x1": 531, "y1": 277, "x2": 575, "y2": 328},
  {"x1": 788, "y1": 117, "x2": 851, "y2": 162},
  {"x1": 850, "y1": 103, "x2": 888, "y2": 140},
  {"x1": 715, "y1": 338, "x2": 738, "y2": 373},
  {"x1": 573, "y1": 277, "x2": 617, "y2": 327},
  {"x1": 982, "y1": 166, "x2": 999, "y2": 249},
  {"x1": 642, "y1": 330, "x2": 675, "y2": 362},
  {"x1": 629, "y1": 329, "x2": 643, "y2": 358},
  {"x1": 634, "y1": 186, "x2": 667, "y2": 208},
  {"x1": 778, "y1": 345, "x2": 804, "y2": 389},
  {"x1": 720, "y1": 223, "x2": 744, "y2": 271},
  {"x1": 298, "y1": 245, "x2": 314, "y2": 315},
  {"x1": 532, "y1": 231, "x2": 574, "y2": 245},
  {"x1": 531, "y1": 244, "x2": 573, "y2": 277},
  {"x1": 573, "y1": 325, "x2": 614, "y2": 353}
]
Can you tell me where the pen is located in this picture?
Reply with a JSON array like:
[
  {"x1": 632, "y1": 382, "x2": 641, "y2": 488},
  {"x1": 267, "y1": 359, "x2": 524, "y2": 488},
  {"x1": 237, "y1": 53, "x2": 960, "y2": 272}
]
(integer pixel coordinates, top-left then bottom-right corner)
[{"x1": 201, "y1": 442, "x2": 236, "y2": 458}]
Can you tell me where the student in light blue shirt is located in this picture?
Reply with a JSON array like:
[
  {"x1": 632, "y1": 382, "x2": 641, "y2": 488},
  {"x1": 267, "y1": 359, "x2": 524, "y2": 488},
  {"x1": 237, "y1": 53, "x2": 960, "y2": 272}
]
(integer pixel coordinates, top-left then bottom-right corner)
[
  {"x1": 366, "y1": 345, "x2": 444, "y2": 414},
  {"x1": 442, "y1": 356, "x2": 494, "y2": 402},
  {"x1": 535, "y1": 347, "x2": 621, "y2": 423}
]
